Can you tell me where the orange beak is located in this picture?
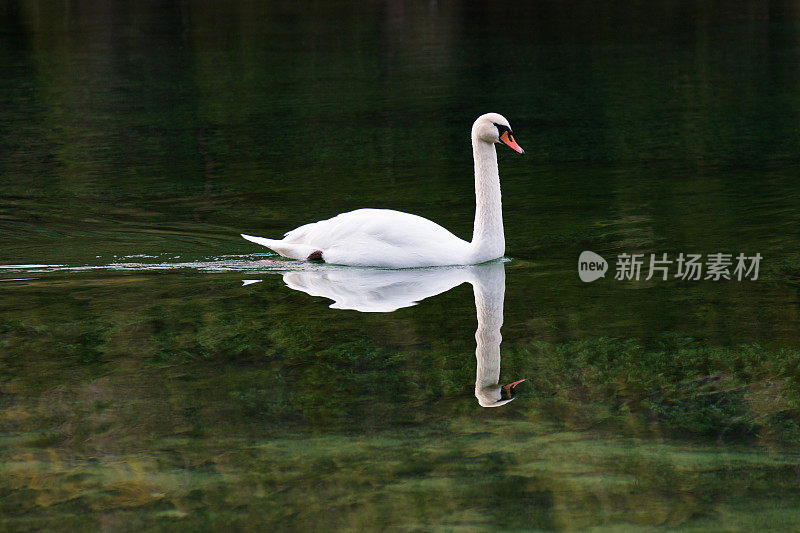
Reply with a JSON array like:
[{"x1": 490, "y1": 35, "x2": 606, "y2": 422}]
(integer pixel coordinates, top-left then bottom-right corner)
[
  {"x1": 502, "y1": 378, "x2": 526, "y2": 397},
  {"x1": 500, "y1": 131, "x2": 524, "y2": 154}
]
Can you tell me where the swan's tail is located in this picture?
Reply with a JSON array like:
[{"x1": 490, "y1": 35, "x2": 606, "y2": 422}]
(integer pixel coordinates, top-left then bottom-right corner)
[{"x1": 241, "y1": 234, "x2": 319, "y2": 261}]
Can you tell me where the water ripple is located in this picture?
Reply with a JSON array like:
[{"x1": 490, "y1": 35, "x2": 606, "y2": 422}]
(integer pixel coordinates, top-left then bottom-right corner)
[{"x1": 0, "y1": 254, "x2": 303, "y2": 274}]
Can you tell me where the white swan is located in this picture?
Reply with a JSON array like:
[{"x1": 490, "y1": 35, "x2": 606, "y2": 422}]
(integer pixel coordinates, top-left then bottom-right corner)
[
  {"x1": 252, "y1": 261, "x2": 525, "y2": 406},
  {"x1": 241, "y1": 113, "x2": 524, "y2": 268}
]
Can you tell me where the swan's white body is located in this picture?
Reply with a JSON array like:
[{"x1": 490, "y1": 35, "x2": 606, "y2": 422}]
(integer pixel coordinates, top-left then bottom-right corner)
[
  {"x1": 242, "y1": 113, "x2": 522, "y2": 268},
  {"x1": 243, "y1": 209, "x2": 479, "y2": 268}
]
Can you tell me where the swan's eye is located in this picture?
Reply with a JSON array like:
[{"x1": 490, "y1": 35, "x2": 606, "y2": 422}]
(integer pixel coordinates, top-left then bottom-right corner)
[{"x1": 493, "y1": 122, "x2": 512, "y2": 136}]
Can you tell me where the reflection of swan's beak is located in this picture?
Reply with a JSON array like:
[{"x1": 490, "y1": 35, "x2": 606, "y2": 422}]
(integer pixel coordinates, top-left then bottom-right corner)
[
  {"x1": 500, "y1": 131, "x2": 524, "y2": 154},
  {"x1": 477, "y1": 378, "x2": 526, "y2": 408},
  {"x1": 501, "y1": 378, "x2": 526, "y2": 400}
]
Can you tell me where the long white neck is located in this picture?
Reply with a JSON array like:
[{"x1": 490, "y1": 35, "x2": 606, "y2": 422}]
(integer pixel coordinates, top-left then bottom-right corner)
[
  {"x1": 473, "y1": 263, "x2": 505, "y2": 406},
  {"x1": 470, "y1": 136, "x2": 505, "y2": 262}
]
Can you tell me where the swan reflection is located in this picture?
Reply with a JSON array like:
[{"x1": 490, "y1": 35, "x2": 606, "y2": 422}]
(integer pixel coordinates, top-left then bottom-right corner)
[{"x1": 253, "y1": 261, "x2": 523, "y2": 407}]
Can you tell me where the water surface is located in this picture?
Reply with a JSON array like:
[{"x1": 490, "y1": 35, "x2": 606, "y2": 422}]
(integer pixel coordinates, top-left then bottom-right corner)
[{"x1": 3, "y1": 1, "x2": 800, "y2": 530}]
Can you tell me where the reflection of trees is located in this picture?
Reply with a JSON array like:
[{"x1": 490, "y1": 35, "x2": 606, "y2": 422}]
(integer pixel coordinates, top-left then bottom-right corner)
[
  {"x1": 17, "y1": 1, "x2": 203, "y2": 198},
  {"x1": 3, "y1": 0, "x2": 800, "y2": 270},
  {"x1": 7, "y1": 1, "x2": 799, "y2": 205}
]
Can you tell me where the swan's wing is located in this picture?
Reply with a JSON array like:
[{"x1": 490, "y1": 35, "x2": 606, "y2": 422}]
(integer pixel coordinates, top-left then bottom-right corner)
[
  {"x1": 282, "y1": 209, "x2": 471, "y2": 267},
  {"x1": 285, "y1": 209, "x2": 466, "y2": 247}
]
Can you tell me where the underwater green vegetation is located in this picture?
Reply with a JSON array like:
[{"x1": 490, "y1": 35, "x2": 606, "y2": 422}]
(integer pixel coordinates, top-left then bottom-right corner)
[{"x1": 1, "y1": 271, "x2": 800, "y2": 531}]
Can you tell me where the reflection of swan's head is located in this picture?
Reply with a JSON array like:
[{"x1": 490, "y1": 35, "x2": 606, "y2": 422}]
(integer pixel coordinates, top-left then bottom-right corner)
[
  {"x1": 475, "y1": 378, "x2": 526, "y2": 408},
  {"x1": 472, "y1": 113, "x2": 524, "y2": 154}
]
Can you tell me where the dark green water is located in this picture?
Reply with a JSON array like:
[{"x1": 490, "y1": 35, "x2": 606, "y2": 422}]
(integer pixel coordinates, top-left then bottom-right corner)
[{"x1": 3, "y1": 1, "x2": 800, "y2": 530}]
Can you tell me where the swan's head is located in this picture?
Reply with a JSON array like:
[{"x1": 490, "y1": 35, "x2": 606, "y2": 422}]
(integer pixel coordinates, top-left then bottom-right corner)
[
  {"x1": 475, "y1": 378, "x2": 526, "y2": 408},
  {"x1": 472, "y1": 113, "x2": 524, "y2": 154}
]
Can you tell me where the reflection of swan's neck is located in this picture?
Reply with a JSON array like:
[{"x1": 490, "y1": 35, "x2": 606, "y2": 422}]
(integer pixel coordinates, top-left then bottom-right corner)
[
  {"x1": 474, "y1": 265, "x2": 505, "y2": 405},
  {"x1": 470, "y1": 136, "x2": 504, "y2": 262}
]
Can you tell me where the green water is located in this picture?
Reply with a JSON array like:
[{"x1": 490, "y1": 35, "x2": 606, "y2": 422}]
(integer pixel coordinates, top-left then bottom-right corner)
[{"x1": 3, "y1": 1, "x2": 800, "y2": 530}]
